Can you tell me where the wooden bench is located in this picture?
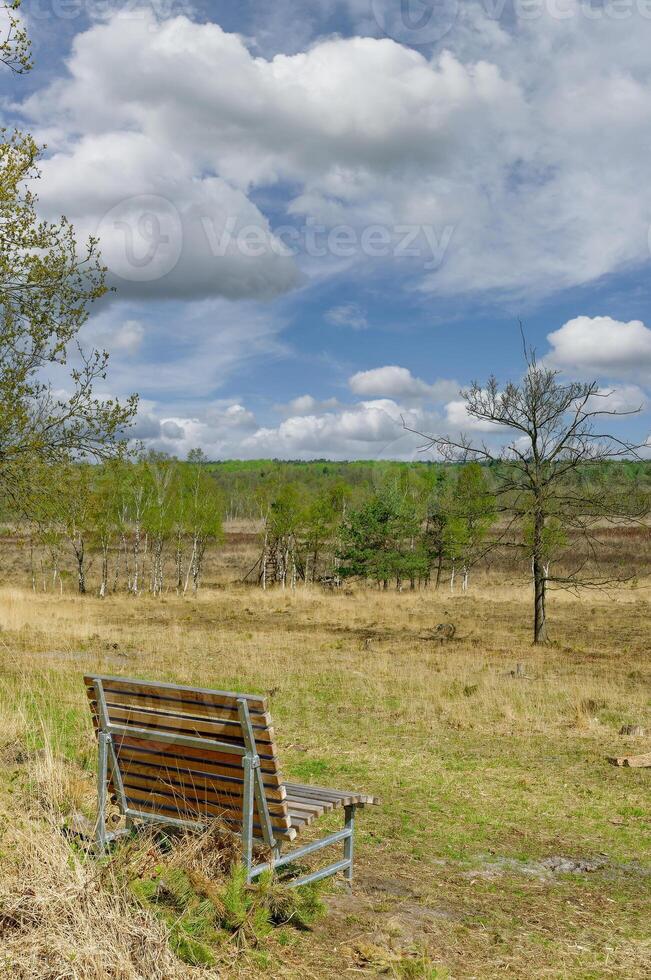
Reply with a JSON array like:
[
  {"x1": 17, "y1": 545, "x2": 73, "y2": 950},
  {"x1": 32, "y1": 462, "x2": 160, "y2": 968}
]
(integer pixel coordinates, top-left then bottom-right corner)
[{"x1": 85, "y1": 674, "x2": 378, "y2": 887}]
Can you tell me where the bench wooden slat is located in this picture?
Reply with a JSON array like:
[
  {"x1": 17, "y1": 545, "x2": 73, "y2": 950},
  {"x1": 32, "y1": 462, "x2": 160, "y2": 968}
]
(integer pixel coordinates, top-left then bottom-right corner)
[
  {"x1": 285, "y1": 782, "x2": 377, "y2": 807},
  {"x1": 285, "y1": 799, "x2": 330, "y2": 816},
  {"x1": 117, "y1": 755, "x2": 287, "y2": 800},
  {"x1": 119, "y1": 772, "x2": 291, "y2": 820},
  {"x1": 84, "y1": 675, "x2": 268, "y2": 715},
  {"x1": 111, "y1": 732, "x2": 283, "y2": 773},
  {"x1": 119, "y1": 760, "x2": 288, "y2": 806},
  {"x1": 113, "y1": 740, "x2": 283, "y2": 783},
  {"x1": 288, "y1": 811, "x2": 311, "y2": 828},
  {"x1": 89, "y1": 690, "x2": 272, "y2": 727},
  {"x1": 123, "y1": 791, "x2": 295, "y2": 839},
  {"x1": 97, "y1": 704, "x2": 276, "y2": 745}
]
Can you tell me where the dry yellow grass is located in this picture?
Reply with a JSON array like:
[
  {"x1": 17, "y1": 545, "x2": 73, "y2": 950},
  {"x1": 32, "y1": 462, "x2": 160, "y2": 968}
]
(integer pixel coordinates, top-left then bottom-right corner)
[{"x1": 0, "y1": 575, "x2": 649, "y2": 978}]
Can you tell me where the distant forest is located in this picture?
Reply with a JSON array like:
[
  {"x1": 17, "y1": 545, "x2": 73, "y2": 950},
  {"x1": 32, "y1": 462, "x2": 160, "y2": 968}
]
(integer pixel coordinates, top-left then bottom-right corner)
[{"x1": 205, "y1": 458, "x2": 651, "y2": 520}]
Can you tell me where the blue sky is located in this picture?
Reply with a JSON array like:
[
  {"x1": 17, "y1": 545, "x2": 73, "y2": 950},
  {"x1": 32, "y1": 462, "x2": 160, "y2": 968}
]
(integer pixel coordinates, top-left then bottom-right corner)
[{"x1": 4, "y1": 0, "x2": 651, "y2": 458}]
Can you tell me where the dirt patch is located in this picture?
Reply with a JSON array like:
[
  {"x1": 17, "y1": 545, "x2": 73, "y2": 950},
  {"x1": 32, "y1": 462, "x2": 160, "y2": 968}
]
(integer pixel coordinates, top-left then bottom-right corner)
[{"x1": 460, "y1": 854, "x2": 640, "y2": 882}]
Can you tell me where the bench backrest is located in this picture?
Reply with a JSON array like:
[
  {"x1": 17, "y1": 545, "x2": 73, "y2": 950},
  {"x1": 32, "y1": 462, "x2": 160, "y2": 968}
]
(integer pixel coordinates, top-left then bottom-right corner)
[{"x1": 84, "y1": 674, "x2": 294, "y2": 841}]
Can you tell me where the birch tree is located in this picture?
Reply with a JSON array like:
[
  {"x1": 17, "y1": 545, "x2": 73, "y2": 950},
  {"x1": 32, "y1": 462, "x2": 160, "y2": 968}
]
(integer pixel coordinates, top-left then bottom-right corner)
[
  {"x1": 181, "y1": 449, "x2": 223, "y2": 594},
  {"x1": 143, "y1": 454, "x2": 177, "y2": 596},
  {"x1": 447, "y1": 463, "x2": 496, "y2": 592}
]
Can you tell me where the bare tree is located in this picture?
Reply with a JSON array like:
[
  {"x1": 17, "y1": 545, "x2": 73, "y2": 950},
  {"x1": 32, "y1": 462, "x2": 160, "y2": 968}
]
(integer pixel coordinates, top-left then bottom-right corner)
[{"x1": 406, "y1": 339, "x2": 648, "y2": 643}]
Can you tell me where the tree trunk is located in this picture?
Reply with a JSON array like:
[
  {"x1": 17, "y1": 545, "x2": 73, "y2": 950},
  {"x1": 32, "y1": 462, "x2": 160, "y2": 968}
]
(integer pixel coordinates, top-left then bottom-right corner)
[
  {"x1": 435, "y1": 550, "x2": 443, "y2": 590},
  {"x1": 192, "y1": 540, "x2": 205, "y2": 594},
  {"x1": 76, "y1": 542, "x2": 86, "y2": 595},
  {"x1": 175, "y1": 530, "x2": 183, "y2": 594},
  {"x1": 114, "y1": 535, "x2": 124, "y2": 593},
  {"x1": 99, "y1": 542, "x2": 109, "y2": 598},
  {"x1": 532, "y1": 511, "x2": 548, "y2": 644},
  {"x1": 151, "y1": 538, "x2": 164, "y2": 596},
  {"x1": 184, "y1": 536, "x2": 197, "y2": 595},
  {"x1": 132, "y1": 523, "x2": 141, "y2": 594}
]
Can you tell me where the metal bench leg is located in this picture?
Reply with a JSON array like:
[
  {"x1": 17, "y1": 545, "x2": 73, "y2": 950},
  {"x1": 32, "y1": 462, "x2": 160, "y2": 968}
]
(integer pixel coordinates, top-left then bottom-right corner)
[
  {"x1": 95, "y1": 731, "x2": 109, "y2": 852},
  {"x1": 343, "y1": 805, "x2": 354, "y2": 887},
  {"x1": 242, "y1": 752, "x2": 255, "y2": 882}
]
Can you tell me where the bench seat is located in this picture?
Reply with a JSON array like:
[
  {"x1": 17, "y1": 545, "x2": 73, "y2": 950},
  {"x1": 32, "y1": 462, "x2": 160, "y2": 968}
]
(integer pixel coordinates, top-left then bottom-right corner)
[{"x1": 285, "y1": 782, "x2": 377, "y2": 830}]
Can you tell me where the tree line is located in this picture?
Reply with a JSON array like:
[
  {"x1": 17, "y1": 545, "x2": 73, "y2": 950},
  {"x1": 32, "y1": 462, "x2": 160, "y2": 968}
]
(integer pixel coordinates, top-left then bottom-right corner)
[
  {"x1": 17, "y1": 452, "x2": 222, "y2": 597},
  {"x1": 8, "y1": 456, "x2": 496, "y2": 598}
]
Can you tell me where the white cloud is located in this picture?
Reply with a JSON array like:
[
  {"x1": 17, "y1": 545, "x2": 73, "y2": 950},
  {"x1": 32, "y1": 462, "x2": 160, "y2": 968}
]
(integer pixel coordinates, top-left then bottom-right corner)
[
  {"x1": 587, "y1": 385, "x2": 647, "y2": 415},
  {"x1": 242, "y1": 402, "x2": 406, "y2": 458},
  {"x1": 444, "y1": 399, "x2": 503, "y2": 432},
  {"x1": 83, "y1": 314, "x2": 145, "y2": 356},
  {"x1": 32, "y1": 132, "x2": 300, "y2": 300},
  {"x1": 114, "y1": 320, "x2": 146, "y2": 354},
  {"x1": 21, "y1": 6, "x2": 651, "y2": 299},
  {"x1": 349, "y1": 365, "x2": 458, "y2": 402},
  {"x1": 132, "y1": 395, "x2": 444, "y2": 460},
  {"x1": 277, "y1": 394, "x2": 341, "y2": 415},
  {"x1": 325, "y1": 304, "x2": 368, "y2": 329},
  {"x1": 132, "y1": 401, "x2": 259, "y2": 456},
  {"x1": 546, "y1": 316, "x2": 651, "y2": 380},
  {"x1": 160, "y1": 420, "x2": 185, "y2": 440}
]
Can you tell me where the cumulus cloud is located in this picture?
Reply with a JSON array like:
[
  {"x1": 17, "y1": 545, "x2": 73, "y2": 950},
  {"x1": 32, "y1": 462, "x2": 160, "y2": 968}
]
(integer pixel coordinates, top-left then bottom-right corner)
[
  {"x1": 276, "y1": 394, "x2": 341, "y2": 416},
  {"x1": 546, "y1": 316, "x2": 651, "y2": 380},
  {"x1": 20, "y1": 5, "x2": 651, "y2": 299},
  {"x1": 131, "y1": 395, "x2": 444, "y2": 460},
  {"x1": 131, "y1": 401, "x2": 259, "y2": 456},
  {"x1": 160, "y1": 420, "x2": 185, "y2": 440},
  {"x1": 33, "y1": 133, "x2": 300, "y2": 300},
  {"x1": 129, "y1": 411, "x2": 165, "y2": 441},
  {"x1": 241, "y1": 401, "x2": 408, "y2": 458},
  {"x1": 349, "y1": 365, "x2": 458, "y2": 402},
  {"x1": 589, "y1": 386, "x2": 648, "y2": 414}
]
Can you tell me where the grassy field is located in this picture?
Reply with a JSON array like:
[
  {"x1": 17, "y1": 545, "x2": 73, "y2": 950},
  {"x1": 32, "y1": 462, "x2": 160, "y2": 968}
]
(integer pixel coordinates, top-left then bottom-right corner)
[{"x1": 0, "y1": 543, "x2": 649, "y2": 977}]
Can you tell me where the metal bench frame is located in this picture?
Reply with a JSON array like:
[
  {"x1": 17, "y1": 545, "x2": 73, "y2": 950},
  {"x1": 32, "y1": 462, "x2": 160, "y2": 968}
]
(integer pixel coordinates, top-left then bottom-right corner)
[{"x1": 92, "y1": 678, "x2": 357, "y2": 887}]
